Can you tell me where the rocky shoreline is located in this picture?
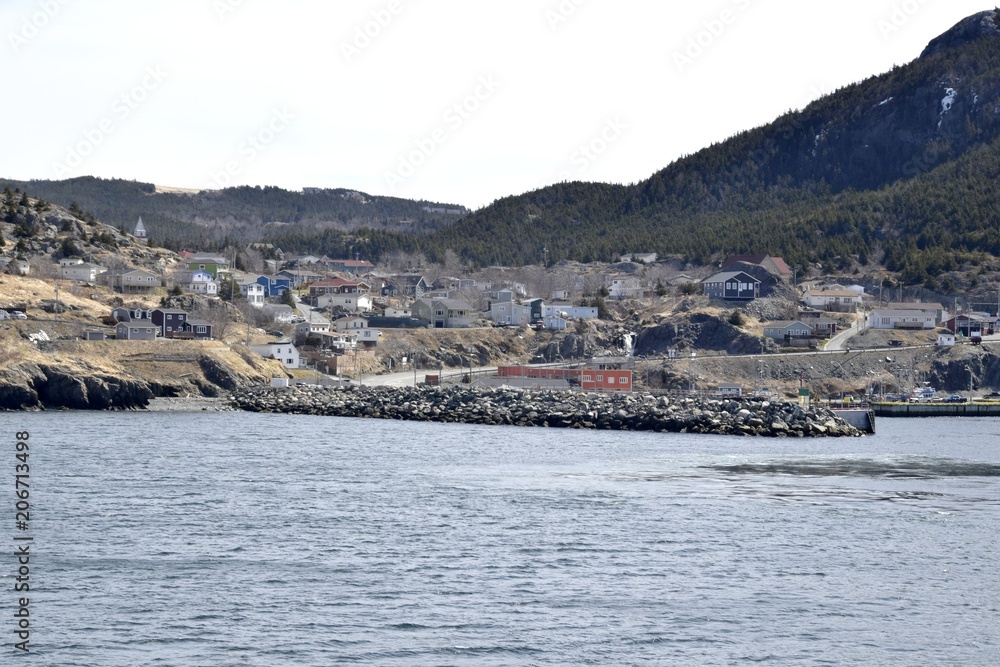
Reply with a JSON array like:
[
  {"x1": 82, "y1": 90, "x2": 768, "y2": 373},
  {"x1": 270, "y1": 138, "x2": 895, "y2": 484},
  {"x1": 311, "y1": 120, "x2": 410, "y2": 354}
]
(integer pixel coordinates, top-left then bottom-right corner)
[{"x1": 229, "y1": 385, "x2": 864, "y2": 437}]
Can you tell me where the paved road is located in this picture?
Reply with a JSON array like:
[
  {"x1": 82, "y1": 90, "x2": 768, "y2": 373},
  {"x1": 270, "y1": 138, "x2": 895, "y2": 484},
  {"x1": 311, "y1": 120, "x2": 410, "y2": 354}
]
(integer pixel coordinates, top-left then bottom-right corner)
[
  {"x1": 293, "y1": 296, "x2": 330, "y2": 325},
  {"x1": 824, "y1": 317, "x2": 865, "y2": 351}
]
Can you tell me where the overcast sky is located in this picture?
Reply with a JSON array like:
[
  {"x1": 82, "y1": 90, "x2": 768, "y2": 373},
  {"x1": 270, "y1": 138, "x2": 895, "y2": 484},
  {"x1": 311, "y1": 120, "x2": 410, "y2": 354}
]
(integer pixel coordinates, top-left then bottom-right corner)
[{"x1": 0, "y1": 1, "x2": 990, "y2": 208}]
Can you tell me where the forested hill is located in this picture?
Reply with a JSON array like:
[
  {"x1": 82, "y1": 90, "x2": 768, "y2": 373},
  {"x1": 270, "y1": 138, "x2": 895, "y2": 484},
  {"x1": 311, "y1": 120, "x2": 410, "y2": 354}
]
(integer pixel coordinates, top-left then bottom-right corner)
[
  {"x1": 0, "y1": 176, "x2": 468, "y2": 249},
  {"x1": 422, "y1": 9, "x2": 1000, "y2": 278}
]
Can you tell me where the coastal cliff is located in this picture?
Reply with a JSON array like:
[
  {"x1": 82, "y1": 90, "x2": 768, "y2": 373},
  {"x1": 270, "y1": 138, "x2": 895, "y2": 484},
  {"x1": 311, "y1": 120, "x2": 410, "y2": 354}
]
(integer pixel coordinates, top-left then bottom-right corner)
[
  {"x1": 230, "y1": 385, "x2": 863, "y2": 437},
  {"x1": 0, "y1": 340, "x2": 287, "y2": 410}
]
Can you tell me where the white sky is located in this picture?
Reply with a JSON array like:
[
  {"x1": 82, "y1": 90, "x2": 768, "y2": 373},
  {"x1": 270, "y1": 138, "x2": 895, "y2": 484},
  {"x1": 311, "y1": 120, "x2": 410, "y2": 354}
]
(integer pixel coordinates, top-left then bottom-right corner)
[{"x1": 0, "y1": 0, "x2": 990, "y2": 209}]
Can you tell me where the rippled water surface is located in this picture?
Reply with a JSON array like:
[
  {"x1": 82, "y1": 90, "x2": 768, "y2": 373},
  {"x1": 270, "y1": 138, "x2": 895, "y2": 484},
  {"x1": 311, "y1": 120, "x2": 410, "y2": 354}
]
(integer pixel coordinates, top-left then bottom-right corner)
[{"x1": 6, "y1": 413, "x2": 1000, "y2": 665}]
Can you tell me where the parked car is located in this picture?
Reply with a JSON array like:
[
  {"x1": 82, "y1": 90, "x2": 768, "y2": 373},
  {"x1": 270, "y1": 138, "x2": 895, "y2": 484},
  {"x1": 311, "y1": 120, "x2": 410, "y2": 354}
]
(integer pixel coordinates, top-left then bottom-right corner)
[
  {"x1": 888, "y1": 339, "x2": 904, "y2": 347},
  {"x1": 10, "y1": 310, "x2": 27, "y2": 320},
  {"x1": 983, "y1": 391, "x2": 1000, "y2": 400},
  {"x1": 946, "y1": 394, "x2": 966, "y2": 403}
]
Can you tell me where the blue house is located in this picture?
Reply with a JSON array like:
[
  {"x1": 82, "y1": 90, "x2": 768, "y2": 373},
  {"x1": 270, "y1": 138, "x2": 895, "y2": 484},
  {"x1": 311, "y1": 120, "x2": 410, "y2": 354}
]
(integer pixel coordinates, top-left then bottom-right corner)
[{"x1": 257, "y1": 275, "x2": 292, "y2": 297}]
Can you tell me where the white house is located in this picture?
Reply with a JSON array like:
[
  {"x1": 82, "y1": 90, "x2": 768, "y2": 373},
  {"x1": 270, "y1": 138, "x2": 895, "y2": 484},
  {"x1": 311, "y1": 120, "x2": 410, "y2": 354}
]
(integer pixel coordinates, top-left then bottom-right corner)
[
  {"x1": 357, "y1": 329, "x2": 382, "y2": 345},
  {"x1": 60, "y1": 262, "x2": 107, "y2": 282},
  {"x1": 868, "y1": 309, "x2": 937, "y2": 330},
  {"x1": 178, "y1": 270, "x2": 218, "y2": 295},
  {"x1": 335, "y1": 316, "x2": 369, "y2": 332},
  {"x1": 239, "y1": 281, "x2": 266, "y2": 308},
  {"x1": 888, "y1": 302, "x2": 948, "y2": 326},
  {"x1": 803, "y1": 289, "x2": 863, "y2": 312},
  {"x1": 316, "y1": 293, "x2": 373, "y2": 312},
  {"x1": 295, "y1": 321, "x2": 331, "y2": 338},
  {"x1": 607, "y1": 276, "x2": 643, "y2": 299},
  {"x1": 250, "y1": 343, "x2": 301, "y2": 369},
  {"x1": 384, "y1": 307, "x2": 411, "y2": 318},
  {"x1": 937, "y1": 333, "x2": 956, "y2": 347}
]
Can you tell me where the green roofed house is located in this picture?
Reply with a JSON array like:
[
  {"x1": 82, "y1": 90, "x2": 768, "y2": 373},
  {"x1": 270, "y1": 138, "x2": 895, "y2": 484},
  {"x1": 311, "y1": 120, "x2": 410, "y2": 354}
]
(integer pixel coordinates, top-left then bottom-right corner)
[{"x1": 187, "y1": 254, "x2": 230, "y2": 279}]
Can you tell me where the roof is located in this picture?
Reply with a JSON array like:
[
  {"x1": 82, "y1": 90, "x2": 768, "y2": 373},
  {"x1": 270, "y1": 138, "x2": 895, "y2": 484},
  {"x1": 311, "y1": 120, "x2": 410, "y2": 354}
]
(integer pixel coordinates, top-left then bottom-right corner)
[
  {"x1": 279, "y1": 269, "x2": 323, "y2": 277},
  {"x1": 153, "y1": 308, "x2": 187, "y2": 315},
  {"x1": 721, "y1": 255, "x2": 791, "y2": 275},
  {"x1": 185, "y1": 319, "x2": 212, "y2": 327},
  {"x1": 888, "y1": 302, "x2": 945, "y2": 311},
  {"x1": 870, "y1": 309, "x2": 938, "y2": 317},
  {"x1": 432, "y1": 298, "x2": 472, "y2": 310},
  {"x1": 391, "y1": 274, "x2": 428, "y2": 286},
  {"x1": 703, "y1": 271, "x2": 761, "y2": 284},
  {"x1": 312, "y1": 278, "x2": 367, "y2": 288},
  {"x1": 118, "y1": 322, "x2": 155, "y2": 329},
  {"x1": 805, "y1": 289, "x2": 861, "y2": 298},
  {"x1": 105, "y1": 267, "x2": 157, "y2": 277},
  {"x1": 764, "y1": 320, "x2": 812, "y2": 329},
  {"x1": 265, "y1": 304, "x2": 294, "y2": 312},
  {"x1": 323, "y1": 259, "x2": 374, "y2": 267}
]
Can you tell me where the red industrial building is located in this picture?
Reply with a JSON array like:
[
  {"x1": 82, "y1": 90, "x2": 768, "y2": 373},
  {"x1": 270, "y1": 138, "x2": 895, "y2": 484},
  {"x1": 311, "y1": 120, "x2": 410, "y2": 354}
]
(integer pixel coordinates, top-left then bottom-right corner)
[{"x1": 497, "y1": 366, "x2": 633, "y2": 392}]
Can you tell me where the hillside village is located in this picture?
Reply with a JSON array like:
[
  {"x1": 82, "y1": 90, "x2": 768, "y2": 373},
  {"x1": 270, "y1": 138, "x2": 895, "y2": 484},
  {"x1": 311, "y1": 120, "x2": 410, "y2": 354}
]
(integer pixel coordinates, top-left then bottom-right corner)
[{"x1": 2, "y1": 187, "x2": 1000, "y2": 409}]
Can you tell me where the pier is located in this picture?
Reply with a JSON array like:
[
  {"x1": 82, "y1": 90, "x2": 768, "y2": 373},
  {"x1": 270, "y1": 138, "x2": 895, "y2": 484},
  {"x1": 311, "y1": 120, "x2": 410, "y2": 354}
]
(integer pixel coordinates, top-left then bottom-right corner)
[{"x1": 872, "y1": 402, "x2": 1000, "y2": 418}]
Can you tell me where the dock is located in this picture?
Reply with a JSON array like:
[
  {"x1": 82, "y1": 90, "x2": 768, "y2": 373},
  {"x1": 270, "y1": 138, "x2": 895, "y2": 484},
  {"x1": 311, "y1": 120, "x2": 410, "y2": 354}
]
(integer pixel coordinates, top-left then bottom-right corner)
[{"x1": 872, "y1": 402, "x2": 1000, "y2": 418}]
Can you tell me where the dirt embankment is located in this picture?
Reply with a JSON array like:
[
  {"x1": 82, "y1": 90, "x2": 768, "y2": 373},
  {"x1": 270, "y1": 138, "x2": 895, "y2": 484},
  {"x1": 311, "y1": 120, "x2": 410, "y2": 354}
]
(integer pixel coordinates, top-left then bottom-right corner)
[{"x1": 634, "y1": 343, "x2": 1000, "y2": 398}]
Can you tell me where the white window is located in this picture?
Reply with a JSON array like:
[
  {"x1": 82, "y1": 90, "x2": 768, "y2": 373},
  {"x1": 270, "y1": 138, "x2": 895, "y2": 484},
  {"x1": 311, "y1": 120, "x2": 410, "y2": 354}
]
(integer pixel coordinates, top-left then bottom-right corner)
[
  {"x1": 196, "y1": 326, "x2": 206, "y2": 334},
  {"x1": 620, "y1": 377, "x2": 628, "y2": 384},
  {"x1": 583, "y1": 375, "x2": 592, "y2": 382}
]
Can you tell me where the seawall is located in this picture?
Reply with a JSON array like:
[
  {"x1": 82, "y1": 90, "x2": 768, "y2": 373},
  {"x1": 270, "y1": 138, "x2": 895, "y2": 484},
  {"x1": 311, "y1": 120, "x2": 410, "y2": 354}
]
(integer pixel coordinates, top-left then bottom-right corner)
[{"x1": 230, "y1": 385, "x2": 863, "y2": 437}]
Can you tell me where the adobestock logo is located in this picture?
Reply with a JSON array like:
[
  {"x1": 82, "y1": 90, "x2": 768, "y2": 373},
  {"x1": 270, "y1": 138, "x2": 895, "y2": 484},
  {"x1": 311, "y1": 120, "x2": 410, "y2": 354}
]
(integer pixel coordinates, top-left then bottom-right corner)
[
  {"x1": 213, "y1": 0, "x2": 249, "y2": 21},
  {"x1": 556, "y1": 117, "x2": 628, "y2": 182},
  {"x1": 383, "y1": 75, "x2": 501, "y2": 193},
  {"x1": 341, "y1": 0, "x2": 410, "y2": 64},
  {"x1": 672, "y1": 0, "x2": 753, "y2": 74},
  {"x1": 8, "y1": 0, "x2": 71, "y2": 53},
  {"x1": 51, "y1": 65, "x2": 169, "y2": 178},
  {"x1": 207, "y1": 108, "x2": 296, "y2": 188},
  {"x1": 878, "y1": 0, "x2": 931, "y2": 40},
  {"x1": 545, "y1": 0, "x2": 589, "y2": 31}
]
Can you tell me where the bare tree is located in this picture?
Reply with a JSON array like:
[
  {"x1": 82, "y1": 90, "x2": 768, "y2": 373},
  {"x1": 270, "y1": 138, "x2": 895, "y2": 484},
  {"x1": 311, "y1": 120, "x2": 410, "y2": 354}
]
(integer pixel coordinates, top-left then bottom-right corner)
[
  {"x1": 191, "y1": 300, "x2": 238, "y2": 341},
  {"x1": 242, "y1": 247, "x2": 265, "y2": 274},
  {"x1": 459, "y1": 285, "x2": 489, "y2": 313}
]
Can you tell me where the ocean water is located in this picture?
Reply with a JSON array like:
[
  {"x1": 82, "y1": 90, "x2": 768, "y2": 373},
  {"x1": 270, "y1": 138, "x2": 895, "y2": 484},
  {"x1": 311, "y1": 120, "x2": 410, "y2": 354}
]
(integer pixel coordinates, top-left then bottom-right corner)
[{"x1": 4, "y1": 412, "x2": 1000, "y2": 665}]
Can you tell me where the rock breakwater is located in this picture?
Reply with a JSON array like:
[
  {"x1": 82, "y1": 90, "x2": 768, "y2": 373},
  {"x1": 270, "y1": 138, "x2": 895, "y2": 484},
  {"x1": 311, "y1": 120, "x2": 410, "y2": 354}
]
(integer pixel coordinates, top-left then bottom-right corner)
[{"x1": 230, "y1": 386, "x2": 863, "y2": 437}]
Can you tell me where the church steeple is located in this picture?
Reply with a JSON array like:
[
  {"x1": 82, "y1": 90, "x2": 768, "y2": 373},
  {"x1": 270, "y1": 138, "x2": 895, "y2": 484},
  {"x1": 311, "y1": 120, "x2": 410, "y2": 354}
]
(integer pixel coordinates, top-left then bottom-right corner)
[{"x1": 134, "y1": 217, "x2": 147, "y2": 239}]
